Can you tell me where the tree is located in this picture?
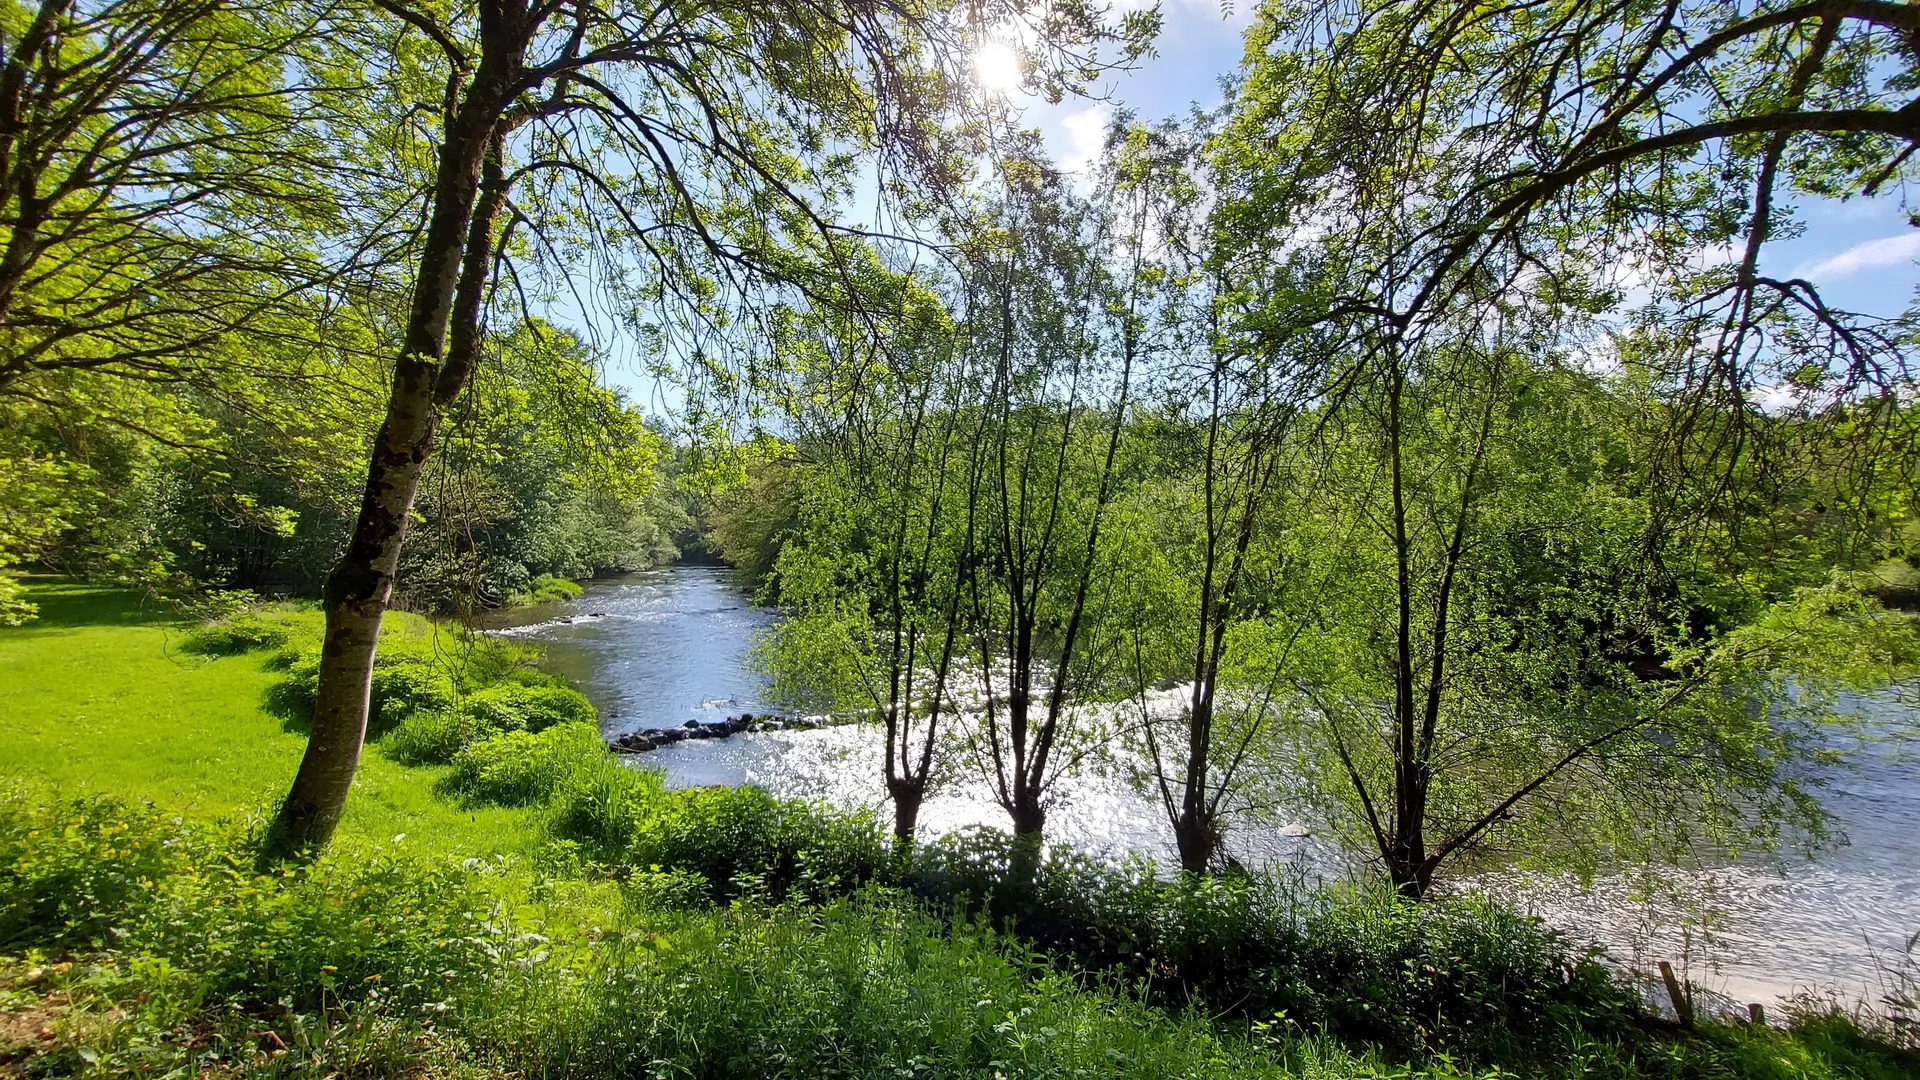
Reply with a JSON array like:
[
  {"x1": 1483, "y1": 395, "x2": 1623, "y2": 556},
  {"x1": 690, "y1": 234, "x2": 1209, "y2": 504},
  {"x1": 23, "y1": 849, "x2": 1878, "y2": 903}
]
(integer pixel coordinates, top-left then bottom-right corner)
[
  {"x1": 0, "y1": 0, "x2": 342, "y2": 399},
  {"x1": 268, "y1": 0, "x2": 1149, "y2": 857},
  {"x1": 1087, "y1": 115, "x2": 1320, "y2": 874},
  {"x1": 947, "y1": 147, "x2": 1134, "y2": 847},
  {"x1": 759, "y1": 260, "x2": 978, "y2": 843},
  {"x1": 1211, "y1": 0, "x2": 1920, "y2": 896}
]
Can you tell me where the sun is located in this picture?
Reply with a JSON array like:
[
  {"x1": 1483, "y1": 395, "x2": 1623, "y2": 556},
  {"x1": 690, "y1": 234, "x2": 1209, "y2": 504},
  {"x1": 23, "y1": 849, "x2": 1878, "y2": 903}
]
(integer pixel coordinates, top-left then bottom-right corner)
[{"x1": 973, "y1": 42, "x2": 1022, "y2": 92}]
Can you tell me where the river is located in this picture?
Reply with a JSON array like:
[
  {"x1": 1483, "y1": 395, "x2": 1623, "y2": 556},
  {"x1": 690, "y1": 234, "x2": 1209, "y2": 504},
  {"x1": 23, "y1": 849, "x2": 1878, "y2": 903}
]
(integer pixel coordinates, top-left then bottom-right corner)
[{"x1": 491, "y1": 563, "x2": 1920, "y2": 1011}]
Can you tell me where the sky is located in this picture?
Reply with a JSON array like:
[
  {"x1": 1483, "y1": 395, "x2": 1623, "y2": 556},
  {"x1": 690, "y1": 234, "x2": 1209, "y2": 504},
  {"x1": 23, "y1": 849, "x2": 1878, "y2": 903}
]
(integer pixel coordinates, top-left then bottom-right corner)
[{"x1": 602, "y1": 2, "x2": 1920, "y2": 408}]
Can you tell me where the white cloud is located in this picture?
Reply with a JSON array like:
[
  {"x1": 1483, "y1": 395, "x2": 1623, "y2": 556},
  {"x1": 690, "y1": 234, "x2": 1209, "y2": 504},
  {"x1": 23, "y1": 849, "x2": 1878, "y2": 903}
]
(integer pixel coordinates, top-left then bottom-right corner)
[
  {"x1": 1791, "y1": 232, "x2": 1920, "y2": 281},
  {"x1": 1058, "y1": 103, "x2": 1112, "y2": 176}
]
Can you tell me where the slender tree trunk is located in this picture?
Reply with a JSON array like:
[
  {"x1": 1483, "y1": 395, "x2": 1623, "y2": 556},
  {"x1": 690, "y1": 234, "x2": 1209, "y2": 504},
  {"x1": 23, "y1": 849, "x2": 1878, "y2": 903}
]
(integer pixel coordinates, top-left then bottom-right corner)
[
  {"x1": 1384, "y1": 361, "x2": 1430, "y2": 899},
  {"x1": 1174, "y1": 694, "x2": 1216, "y2": 873},
  {"x1": 263, "y1": 84, "x2": 510, "y2": 860},
  {"x1": 888, "y1": 776, "x2": 925, "y2": 842},
  {"x1": 1008, "y1": 793, "x2": 1045, "y2": 885}
]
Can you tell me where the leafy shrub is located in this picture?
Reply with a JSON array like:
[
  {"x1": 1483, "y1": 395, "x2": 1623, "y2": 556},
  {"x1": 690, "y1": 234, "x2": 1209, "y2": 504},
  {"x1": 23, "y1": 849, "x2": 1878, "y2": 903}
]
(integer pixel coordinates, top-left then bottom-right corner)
[
  {"x1": 272, "y1": 652, "x2": 460, "y2": 734},
  {"x1": 904, "y1": 829, "x2": 1627, "y2": 1062},
  {"x1": 548, "y1": 756, "x2": 667, "y2": 859},
  {"x1": 370, "y1": 661, "x2": 460, "y2": 719},
  {"x1": 442, "y1": 722, "x2": 604, "y2": 807},
  {"x1": 267, "y1": 617, "x2": 571, "y2": 738},
  {"x1": 380, "y1": 685, "x2": 597, "y2": 767},
  {"x1": 510, "y1": 574, "x2": 584, "y2": 606},
  {"x1": 478, "y1": 893, "x2": 1344, "y2": 1080},
  {"x1": 0, "y1": 790, "x2": 510, "y2": 1019},
  {"x1": 378, "y1": 708, "x2": 474, "y2": 766},
  {"x1": 137, "y1": 851, "x2": 503, "y2": 1013},
  {"x1": 180, "y1": 604, "x2": 314, "y2": 655},
  {"x1": 0, "y1": 790, "x2": 199, "y2": 950},
  {"x1": 462, "y1": 682, "x2": 595, "y2": 733},
  {"x1": 620, "y1": 865, "x2": 713, "y2": 910},
  {"x1": 629, "y1": 786, "x2": 888, "y2": 903}
]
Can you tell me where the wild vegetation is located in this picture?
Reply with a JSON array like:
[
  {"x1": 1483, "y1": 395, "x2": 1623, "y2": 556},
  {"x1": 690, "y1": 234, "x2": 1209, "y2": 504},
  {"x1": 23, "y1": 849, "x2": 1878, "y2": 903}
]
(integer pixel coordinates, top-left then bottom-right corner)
[
  {"x1": 5, "y1": 584, "x2": 1918, "y2": 1079},
  {"x1": 4, "y1": 0, "x2": 1920, "y2": 1074}
]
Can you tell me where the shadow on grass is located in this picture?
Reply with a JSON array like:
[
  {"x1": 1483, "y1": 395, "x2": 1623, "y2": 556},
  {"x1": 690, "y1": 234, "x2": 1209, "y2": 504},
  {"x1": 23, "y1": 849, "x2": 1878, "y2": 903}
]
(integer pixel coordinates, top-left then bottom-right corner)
[{"x1": 5, "y1": 581, "x2": 182, "y2": 633}]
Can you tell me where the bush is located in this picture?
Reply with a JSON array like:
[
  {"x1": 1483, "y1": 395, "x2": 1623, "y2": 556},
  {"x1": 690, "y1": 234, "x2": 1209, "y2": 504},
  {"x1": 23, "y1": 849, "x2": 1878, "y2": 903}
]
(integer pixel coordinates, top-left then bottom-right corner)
[
  {"x1": 548, "y1": 755, "x2": 667, "y2": 860},
  {"x1": 0, "y1": 792, "x2": 502, "y2": 1015},
  {"x1": 629, "y1": 786, "x2": 889, "y2": 903},
  {"x1": 268, "y1": 649, "x2": 458, "y2": 735},
  {"x1": 378, "y1": 708, "x2": 474, "y2": 765},
  {"x1": 267, "y1": 616, "x2": 575, "y2": 739},
  {"x1": 379, "y1": 685, "x2": 597, "y2": 768},
  {"x1": 477, "y1": 894, "x2": 1351, "y2": 1080},
  {"x1": 510, "y1": 574, "x2": 584, "y2": 606},
  {"x1": 0, "y1": 790, "x2": 199, "y2": 951},
  {"x1": 442, "y1": 722, "x2": 605, "y2": 807},
  {"x1": 463, "y1": 682, "x2": 595, "y2": 733},
  {"x1": 179, "y1": 603, "x2": 314, "y2": 655},
  {"x1": 903, "y1": 829, "x2": 1628, "y2": 1062}
]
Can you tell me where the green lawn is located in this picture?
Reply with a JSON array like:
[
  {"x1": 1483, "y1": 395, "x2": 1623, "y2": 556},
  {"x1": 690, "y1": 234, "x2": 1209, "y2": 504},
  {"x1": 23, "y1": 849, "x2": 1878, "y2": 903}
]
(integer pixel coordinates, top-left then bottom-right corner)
[{"x1": 0, "y1": 583, "x2": 544, "y2": 858}]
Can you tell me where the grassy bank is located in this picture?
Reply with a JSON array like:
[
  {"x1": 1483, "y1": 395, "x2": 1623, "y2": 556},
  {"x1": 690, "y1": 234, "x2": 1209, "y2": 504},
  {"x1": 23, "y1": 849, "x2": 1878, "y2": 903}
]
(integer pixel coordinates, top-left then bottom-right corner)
[
  {"x1": 2, "y1": 584, "x2": 1914, "y2": 1079},
  {"x1": 0, "y1": 584, "x2": 547, "y2": 860}
]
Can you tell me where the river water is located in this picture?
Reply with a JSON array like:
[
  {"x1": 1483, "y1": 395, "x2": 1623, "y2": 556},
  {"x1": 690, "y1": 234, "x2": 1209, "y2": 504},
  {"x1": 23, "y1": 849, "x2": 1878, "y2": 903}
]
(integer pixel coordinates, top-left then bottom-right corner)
[{"x1": 492, "y1": 564, "x2": 1920, "y2": 1011}]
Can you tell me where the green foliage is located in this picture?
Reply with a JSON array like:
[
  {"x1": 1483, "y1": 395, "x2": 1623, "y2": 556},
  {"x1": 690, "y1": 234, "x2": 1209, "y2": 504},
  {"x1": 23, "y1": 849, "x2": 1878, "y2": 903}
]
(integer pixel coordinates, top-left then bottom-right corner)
[
  {"x1": 384, "y1": 683, "x2": 599, "y2": 767},
  {"x1": 628, "y1": 786, "x2": 890, "y2": 903},
  {"x1": 376, "y1": 708, "x2": 478, "y2": 767},
  {"x1": 178, "y1": 603, "x2": 314, "y2": 656},
  {"x1": 905, "y1": 830, "x2": 1628, "y2": 1062},
  {"x1": 6, "y1": 589, "x2": 1919, "y2": 1080},
  {"x1": 547, "y1": 754, "x2": 669, "y2": 860},
  {"x1": 462, "y1": 682, "x2": 596, "y2": 733},
  {"x1": 0, "y1": 584, "x2": 549, "y2": 860},
  {"x1": 479, "y1": 896, "x2": 1342, "y2": 1080},
  {"x1": 442, "y1": 723, "x2": 605, "y2": 807},
  {"x1": 510, "y1": 574, "x2": 585, "y2": 606},
  {"x1": 0, "y1": 453, "x2": 88, "y2": 625},
  {"x1": 396, "y1": 326, "x2": 680, "y2": 613},
  {"x1": 265, "y1": 613, "x2": 563, "y2": 737},
  {"x1": 702, "y1": 451, "x2": 804, "y2": 593},
  {"x1": 11, "y1": 319, "x2": 683, "y2": 619},
  {"x1": 0, "y1": 790, "x2": 195, "y2": 952},
  {"x1": 0, "y1": 791, "x2": 496, "y2": 1011}
]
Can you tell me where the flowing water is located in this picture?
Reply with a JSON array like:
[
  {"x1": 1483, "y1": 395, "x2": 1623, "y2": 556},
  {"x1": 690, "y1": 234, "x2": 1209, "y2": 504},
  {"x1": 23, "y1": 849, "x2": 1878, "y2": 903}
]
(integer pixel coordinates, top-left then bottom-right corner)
[{"x1": 491, "y1": 563, "x2": 1920, "y2": 1010}]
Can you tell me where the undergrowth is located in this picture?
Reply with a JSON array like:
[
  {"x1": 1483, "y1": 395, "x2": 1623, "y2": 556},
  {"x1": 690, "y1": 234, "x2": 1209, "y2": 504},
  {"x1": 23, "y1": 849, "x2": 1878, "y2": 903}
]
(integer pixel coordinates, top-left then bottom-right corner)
[{"x1": 4, "y1": 593, "x2": 1916, "y2": 1079}]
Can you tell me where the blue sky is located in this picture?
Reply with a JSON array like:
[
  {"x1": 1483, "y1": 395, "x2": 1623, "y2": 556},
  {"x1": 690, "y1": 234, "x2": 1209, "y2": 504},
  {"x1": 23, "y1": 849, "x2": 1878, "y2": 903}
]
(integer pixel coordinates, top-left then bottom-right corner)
[{"x1": 603, "y1": 3, "x2": 1920, "y2": 406}]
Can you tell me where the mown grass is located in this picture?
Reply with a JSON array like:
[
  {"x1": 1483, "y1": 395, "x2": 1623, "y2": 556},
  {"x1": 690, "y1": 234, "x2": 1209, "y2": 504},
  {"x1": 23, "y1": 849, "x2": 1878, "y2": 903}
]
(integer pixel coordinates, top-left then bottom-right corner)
[
  {"x1": 0, "y1": 583, "x2": 546, "y2": 861},
  {"x1": 2, "y1": 582, "x2": 1915, "y2": 1080}
]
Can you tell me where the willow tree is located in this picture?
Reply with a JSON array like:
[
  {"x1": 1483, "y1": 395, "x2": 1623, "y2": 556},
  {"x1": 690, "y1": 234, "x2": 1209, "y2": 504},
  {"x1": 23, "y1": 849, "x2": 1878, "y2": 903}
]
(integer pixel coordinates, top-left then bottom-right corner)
[
  {"x1": 753, "y1": 261, "x2": 980, "y2": 842},
  {"x1": 1086, "y1": 115, "x2": 1323, "y2": 874},
  {"x1": 933, "y1": 144, "x2": 1139, "y2": 848},
  {"x1": 266, "y1": 0, "x2": 1151, "y2": 856},
  {"x1": 1212, "y1": 0, "x2": 1920, "y2": 895}
]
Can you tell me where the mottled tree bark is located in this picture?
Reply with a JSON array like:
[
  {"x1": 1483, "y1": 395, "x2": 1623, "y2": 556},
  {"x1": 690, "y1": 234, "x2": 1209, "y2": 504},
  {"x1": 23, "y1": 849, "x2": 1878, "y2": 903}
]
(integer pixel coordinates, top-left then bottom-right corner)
[{"x1": 263, "y1": 78, "x2": 512, "y2": 860}]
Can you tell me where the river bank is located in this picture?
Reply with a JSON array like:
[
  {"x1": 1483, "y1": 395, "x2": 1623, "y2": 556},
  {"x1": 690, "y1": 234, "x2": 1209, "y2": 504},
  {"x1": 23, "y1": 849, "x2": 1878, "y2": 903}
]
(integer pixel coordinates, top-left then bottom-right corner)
[
  {"x1": 493, "y1": 564, "x2": 1920, "y2": 1010},
  {"x1": 4, "y1": 581, "x2": 1915, "y2": 1079}
]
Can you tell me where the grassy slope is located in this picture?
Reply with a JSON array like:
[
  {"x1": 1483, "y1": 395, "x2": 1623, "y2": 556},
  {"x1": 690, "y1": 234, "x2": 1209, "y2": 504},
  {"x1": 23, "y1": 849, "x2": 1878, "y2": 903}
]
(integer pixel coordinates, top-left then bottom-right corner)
[{"x1": 0, "y1": 583, "x2": 543, "y2": 859}]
